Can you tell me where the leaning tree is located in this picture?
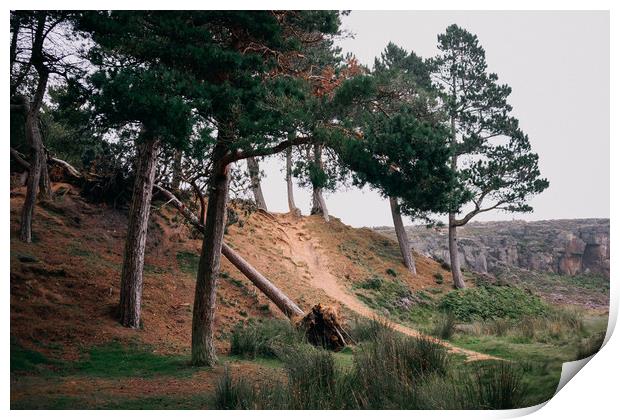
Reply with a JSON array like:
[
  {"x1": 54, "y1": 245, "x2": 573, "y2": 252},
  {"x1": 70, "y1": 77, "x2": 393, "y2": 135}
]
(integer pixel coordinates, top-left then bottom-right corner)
[
  {"x1": 432, "y1": 24, "x2": 549, "y2": 288},
  {"x1": 10, "y1": 11, "x2": 84, "y2": 242},
  {"x1": 370, "y1": 42, "x2": 447, "y2": 274}
]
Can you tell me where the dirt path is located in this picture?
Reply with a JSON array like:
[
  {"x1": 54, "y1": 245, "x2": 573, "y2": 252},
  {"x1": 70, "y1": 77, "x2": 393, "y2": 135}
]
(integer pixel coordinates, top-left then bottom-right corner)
[{"x1": 276, "y1": 215, "x2": 497, "y2": 362}]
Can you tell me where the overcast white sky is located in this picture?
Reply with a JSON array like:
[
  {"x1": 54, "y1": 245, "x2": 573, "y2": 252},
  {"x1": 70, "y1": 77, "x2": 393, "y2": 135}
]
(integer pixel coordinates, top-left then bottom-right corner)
[{"x1": 251, "y1": 11, "x2": 609, "y2": 228}]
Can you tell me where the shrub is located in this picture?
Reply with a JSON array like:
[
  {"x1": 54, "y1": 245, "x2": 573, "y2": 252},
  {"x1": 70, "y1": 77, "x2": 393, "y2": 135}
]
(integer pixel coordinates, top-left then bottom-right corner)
[
  {"x1": 439, "y1": 285, "x2": 548, "y2": 322},
  {"x1": 229, "y1": 319, "x2": 302, "y2": 359},
  {"x1": 433, "y1": 272, "x2": 444, "y2": 284},
  {"x1": 432, "y1": 311, "x2": 456, "y2": 340},
  {"x1": 386, "y1": 268, "x2": 397, "y2": 277},
  {"x1": 358, "y1": 276, "x2": 383, "y2": 290}
]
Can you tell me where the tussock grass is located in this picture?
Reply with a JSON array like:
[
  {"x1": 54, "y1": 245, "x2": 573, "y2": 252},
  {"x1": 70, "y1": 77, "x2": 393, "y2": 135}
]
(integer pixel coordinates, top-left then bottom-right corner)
[
  {"x1": 214, "y1": 367, "x2": 256, "y2": 409},
  {"x1": 229, "y1": 319, "x2": 303, "y2": 359},
  {"x1": 347, "y1": 317, "x2": 392, "y2": 343},
  {"x1": 575, "y1": 331, "x2": 605, "y2": 360},
  {"x1": 431, "y1": 311, "x2": 456, "y2": 339}
]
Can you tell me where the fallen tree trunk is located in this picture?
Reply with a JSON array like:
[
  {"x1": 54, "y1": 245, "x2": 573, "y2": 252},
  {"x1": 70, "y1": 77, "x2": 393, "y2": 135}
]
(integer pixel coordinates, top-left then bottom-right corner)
[
  {"x1": 221, "y1": 243, "x2": 303, "y2": 318},
  {"x1": 154, "y1": 185, "x2": 351, "y2": 350},
  {"x1": 154, "y1": 184, "x2": 303, "y2": 318}
]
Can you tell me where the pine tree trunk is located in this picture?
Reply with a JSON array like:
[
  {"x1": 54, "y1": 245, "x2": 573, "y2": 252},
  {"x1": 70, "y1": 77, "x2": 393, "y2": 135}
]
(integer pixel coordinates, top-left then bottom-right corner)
[
  {"x1": 389, "y1": 197, "x2": 416, "y2": 275},
  {"x1": 191, "y1": 142, "x2": 231, "y2": 366},
  {"x1": 448, "y1": 215, "x2": 465, "y2": 289},
  {"x1": 38, "y1": 151, "x2": 52, "y2": 200},
  {"x1": 285, "y1": 147, "x2": 299, "y2": 214},
  {"x1": 19, "y1": 107, "x2": 43, "y2": 243},
  {"x1": 310, "y1": 144, "x2": 329, "y2": 222},
  {"x1": 171, "y1": 149, "x2": 183, "y2": 190},
  {"x1": 448, "y1": 108, "x2": 465, "y2": 288},
  {"x1": 118, "y1": 135, "x2": 160, "y2": 328},
  {"x1": 246, "y1": 156, "x2": 267, "y2": 211},
  {"x1": 19, "y1": 70, "x2": 48, "y2": 243}
]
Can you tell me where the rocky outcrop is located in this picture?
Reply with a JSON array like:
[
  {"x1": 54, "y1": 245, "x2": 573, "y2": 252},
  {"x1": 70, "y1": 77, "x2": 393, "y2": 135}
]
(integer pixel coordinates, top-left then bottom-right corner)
[{"x1": 374, "y1": 219, "x2": 610, "y2": 278}]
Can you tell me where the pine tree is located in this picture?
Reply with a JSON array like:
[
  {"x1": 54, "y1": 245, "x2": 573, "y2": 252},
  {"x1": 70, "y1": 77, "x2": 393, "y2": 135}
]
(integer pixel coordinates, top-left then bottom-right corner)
[
  {"x1": 332, "y1": 43, "x2": 459, "y2": 274},
  {"x1": 432, "y1": 24, "x2": 549, "y2": 288}
]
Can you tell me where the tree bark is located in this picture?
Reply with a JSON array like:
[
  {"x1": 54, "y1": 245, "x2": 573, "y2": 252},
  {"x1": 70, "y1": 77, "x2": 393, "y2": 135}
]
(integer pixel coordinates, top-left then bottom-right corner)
[
  {"x1": 310, "y1": 144, "x2": 329, "y2": 222},
  {"x1": 171, "y1": 149, "x2": 183, "y2": 190},
  {"x1": 118, "y1": 135, "x2": 161, "y2": 328},
  {"x1": 448, "y1": 214, "x2": 465, "y2": 289},
  {"x1": 19, "y1": 74, "x2": 48, "y2": 242},
  {"x1": 389, "y1": 197, "x2": 416, "y2": 275},
  {"x1": 448, "y1": 101, "x2": 465, "y2": 288},
  {"x1": 285, "y1": 147, "x2": 300, "y2": 215},
  {"x1": 191, "y1": 140, "x2": 231, "y2": 366},
  {"x1": 39, "y1": 150, "x2": 52, "y2": 200},
  {"x1": 19, "y1": 104, "x2": 44, "y2": 243},
  {"x1": 246, "y1": 156, "x2": 267, "y2": 211}
]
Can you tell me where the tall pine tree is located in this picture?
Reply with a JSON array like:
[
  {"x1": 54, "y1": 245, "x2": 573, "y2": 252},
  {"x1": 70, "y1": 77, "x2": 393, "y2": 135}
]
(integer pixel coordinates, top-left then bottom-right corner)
[{"x1": 432, "y1": 24, "x2": 548, "y2": 288}]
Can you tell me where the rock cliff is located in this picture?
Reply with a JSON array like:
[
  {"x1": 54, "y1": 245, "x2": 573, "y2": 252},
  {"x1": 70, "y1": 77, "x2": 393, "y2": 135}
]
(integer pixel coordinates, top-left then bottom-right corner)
[{"x1": 374, "y1": 219, "x2": 610, "y2": 278}]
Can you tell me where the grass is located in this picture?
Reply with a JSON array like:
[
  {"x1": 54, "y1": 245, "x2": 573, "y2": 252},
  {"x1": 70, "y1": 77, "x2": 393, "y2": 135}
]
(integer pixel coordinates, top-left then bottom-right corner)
[
  {"x1": 432, "y1": 311, "x2": 456, "y2": 339},
  {"x1": 176, "y1": 251, "x2": 200, "y2": 275},
  {"x1": 215, "y1": 323, "x2": 530, "y2": 409},
  {"x1": 11, "y1": 340, "x2": 55, "y2": 373},
  {"x1": 352, "y1": 277, "x2": 436, "y2": 326},
  {"x1": 214, "y1": 367, "x2": 256, "y2": 409},
  {"x1": 229, "y1": 319, "x2": 304, "y2": 359},
  {"x1": 72, "y1": 341, "x2": 199, "y2": 378},
  {"x1": 575, "y1": 331, "x2": 605, "y2": 359}
]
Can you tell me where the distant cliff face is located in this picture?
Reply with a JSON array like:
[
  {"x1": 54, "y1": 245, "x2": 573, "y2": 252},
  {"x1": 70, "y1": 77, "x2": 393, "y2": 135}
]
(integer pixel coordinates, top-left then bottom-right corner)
[{"x1": 374, "y1": 219, "x2": 610, "y2": 278}]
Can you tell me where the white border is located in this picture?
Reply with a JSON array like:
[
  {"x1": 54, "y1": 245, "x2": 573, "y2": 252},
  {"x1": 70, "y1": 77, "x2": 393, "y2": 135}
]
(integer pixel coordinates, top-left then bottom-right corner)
[{"x1": 3, "y1": 2, "x2": 616, "y2": 419}]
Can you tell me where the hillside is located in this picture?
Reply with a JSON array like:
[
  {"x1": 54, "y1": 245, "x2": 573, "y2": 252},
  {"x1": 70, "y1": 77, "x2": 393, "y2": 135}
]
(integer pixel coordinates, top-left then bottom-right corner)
[
  {"x1": 374, "y1": 219, "x2": 610, "y2": 278},
  {"x1": 10, "y1": 182, "x2": 466, "y2": 360}
]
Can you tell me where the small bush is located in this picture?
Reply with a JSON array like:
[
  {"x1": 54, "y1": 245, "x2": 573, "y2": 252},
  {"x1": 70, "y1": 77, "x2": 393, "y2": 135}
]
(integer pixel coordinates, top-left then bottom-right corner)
[
  {"x1": 358, "y1": 276, "x2": 383, "y2": 290},
  {"x1": 433, "y1": 272, "x2": 444, "y2": 284},
  {"x1": 432, "y1": 311, "x2": 456, "y2": 340},
  {"x1": 439, "y1": 285, "x2": 548, "y2": 322},
  {"x1": 386, "y1": 268, "x2": 397, "y2": 277},
  {"x1": 229, "y1": 319, "x2": 302, "y2": 359}
]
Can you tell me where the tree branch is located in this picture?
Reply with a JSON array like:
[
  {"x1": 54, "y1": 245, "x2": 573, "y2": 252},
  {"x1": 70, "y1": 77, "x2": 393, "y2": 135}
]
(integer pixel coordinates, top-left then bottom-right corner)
[{"x1": 223, "y1": 136, "x2": 314, "y2": 165}]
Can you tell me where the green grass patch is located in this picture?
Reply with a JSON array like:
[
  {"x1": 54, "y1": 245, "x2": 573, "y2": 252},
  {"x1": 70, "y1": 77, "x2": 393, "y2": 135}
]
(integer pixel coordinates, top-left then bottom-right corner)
[
  {"x1": 72, "y1": 342, "x2": 198, "y2": 378},
  {"x1": 176, "y1": 251, "x2": 200, "y2": 275},
  {"x1": 11, "y1": 340, "x2": 54, "y2": 373}
]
